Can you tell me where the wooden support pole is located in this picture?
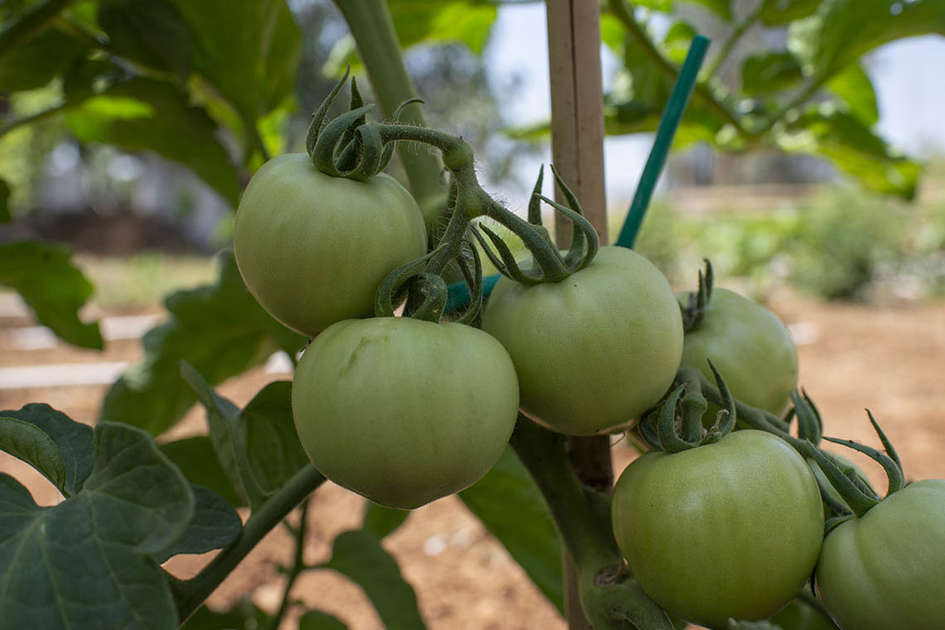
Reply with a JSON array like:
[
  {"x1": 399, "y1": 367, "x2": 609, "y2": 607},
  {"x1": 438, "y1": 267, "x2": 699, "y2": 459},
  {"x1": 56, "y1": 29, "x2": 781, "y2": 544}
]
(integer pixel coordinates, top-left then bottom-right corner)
[
  {"x1": 545, "y1": 2, "x2": 611, "y2": 629},
  {"x1": 546, "y1": 0, "x2": 608, "y2": 243}
]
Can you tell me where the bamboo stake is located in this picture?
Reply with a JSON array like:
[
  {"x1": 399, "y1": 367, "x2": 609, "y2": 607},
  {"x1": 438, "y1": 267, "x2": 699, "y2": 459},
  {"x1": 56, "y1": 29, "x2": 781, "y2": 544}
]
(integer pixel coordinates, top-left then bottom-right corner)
[{"x1": 545, "y1": 2, "x2": 609, "y2": 629}]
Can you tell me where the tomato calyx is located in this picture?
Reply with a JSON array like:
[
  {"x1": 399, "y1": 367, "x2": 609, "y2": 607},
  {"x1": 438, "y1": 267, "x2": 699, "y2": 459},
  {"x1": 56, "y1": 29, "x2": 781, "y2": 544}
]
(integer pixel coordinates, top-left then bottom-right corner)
[
  {"x1": 471, "y1": 164, "x2": 600, "y2": 284},
  {"x1": 693, "y1": 368, "x2": 907, "y2": 526},
  {"x1": 307, "y1": 73, "x2": 601, "y2": 285},
  {"x1": 680, "y1": 258, "x2": 715, "y2": 331},
  {"x1": 637, "y1": 360, "x2": 737, "y2": 452}
]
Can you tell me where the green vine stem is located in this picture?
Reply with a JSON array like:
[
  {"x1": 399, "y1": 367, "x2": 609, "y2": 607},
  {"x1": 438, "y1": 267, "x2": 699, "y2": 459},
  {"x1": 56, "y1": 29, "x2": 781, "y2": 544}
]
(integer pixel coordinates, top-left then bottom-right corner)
[
  {"x1": 509, "y1": 418, "x2": 675, "y2": 629},
  {"x1": 171, "y1": 465, "x2": 326, "y2": 623},
  {"x1": 264, "y1": 497, "x2": 312, "y2": 630},
  {"x1": 307, "y1": 83, "x2": 599, "y2": 285},
  {"x1": 331, "y1": 0, "x2": 447, "y2": 226}
]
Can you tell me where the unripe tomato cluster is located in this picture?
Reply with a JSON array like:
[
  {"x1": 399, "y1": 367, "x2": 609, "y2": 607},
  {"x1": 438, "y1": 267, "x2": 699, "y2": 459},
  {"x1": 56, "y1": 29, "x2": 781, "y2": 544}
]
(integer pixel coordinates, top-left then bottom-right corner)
[{"x1": 235, "y1": 155, "x2": 945, "y2": 630}]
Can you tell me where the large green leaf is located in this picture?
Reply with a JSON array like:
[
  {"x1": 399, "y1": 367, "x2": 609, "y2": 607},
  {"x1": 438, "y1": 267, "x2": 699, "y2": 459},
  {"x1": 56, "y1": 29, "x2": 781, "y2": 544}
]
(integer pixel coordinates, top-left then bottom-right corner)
[
  {"x1": 321, "y1": 530, "x2": 426, "y2": 629},
  {"x1": 685, "y1": 0, "x2": 732, "y2": 21},
  {"x1": 0, "y1": 26, "x2": 88, "y2": 91},
  {"x1": 181, "y1": 600, "x2": 268, "y2": 630},
  {"x1": 388, "y1": 1, "x2": 497, "y2": 54},
  {"x1": 0, "y1": 403, "x2": 93, "y2": 498},
  {"x1": 826, "y1": 62, "x2": 878, "y2": 126},
  {"x1": 778, "y1": 106, "x2": 920, "y2": 198},
  {"x1": 741, "y1": 51, "x2": 804, "y2": 95},
  {"x1": 97, "y1": 0, "x2": 192, "y2": 80},
  {"x1": 299, "y1": 610, "x2": 348, "y2": 630},
  {"x1": 166, "y1": 0, "x2": 301, "y2": 123},
  {"x1": 99, "y1": 250, "x2": 305, "y2": 437},
  {"x1": 633, "y1": 0, "x2": 674, "y2": 11},
  {"x1": 179, "y1": 363, "x2": 268, "y2": 510},
  {"x1": 159, "y1": 435, "x2": 244, "y2": 507},
  {"x1": 241, "y1": 381, "x2": 309, "y2": 495},
  {"x1": 760, "y1": 0, "x2": 821, "y2": 26},
  {"x1": 0, "y1": 420, "x2": 194, "y2": 630},
  {"x1": 0, "y1": 241, "x2": 103, "y2": 350},
  {"x1": 361, "y1": 501, "x2": 410, "y2": 539},
  {"x1": 66, "y1": 77, "x2": 240, "y2": 205},
  {"x1": 0, "y1": 178, "x2": 10, "y2": 222},
  {"x1": 790, "y1": 0, "x2": 945, "y2": 77},
  {"x1": 151, "y1": 484, "x2": 242, "y2": 564},
  {"x1": 459, "y1": 447, "x2": 565, "y2": 614}
]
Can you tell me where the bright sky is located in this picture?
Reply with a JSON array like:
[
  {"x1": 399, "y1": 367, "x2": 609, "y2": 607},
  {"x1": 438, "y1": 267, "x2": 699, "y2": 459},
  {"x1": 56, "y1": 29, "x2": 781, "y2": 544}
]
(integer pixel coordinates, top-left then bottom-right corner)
[{"x1": 484, "y1": 4, "x2": 945, "y2": 200}]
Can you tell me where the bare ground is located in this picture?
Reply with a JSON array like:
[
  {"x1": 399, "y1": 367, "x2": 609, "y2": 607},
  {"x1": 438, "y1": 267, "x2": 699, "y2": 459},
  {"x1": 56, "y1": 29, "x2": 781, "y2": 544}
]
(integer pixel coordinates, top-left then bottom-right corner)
[{"x1": 2, "y1": 289, "x2": 944, "y2": 629}]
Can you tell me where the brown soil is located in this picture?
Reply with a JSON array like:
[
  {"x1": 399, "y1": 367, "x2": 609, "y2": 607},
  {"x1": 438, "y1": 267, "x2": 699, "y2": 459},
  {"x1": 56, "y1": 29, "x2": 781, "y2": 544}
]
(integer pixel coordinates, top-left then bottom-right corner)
[{"x1": 2, "y1": 290, "x2": 944, "y2": 629}]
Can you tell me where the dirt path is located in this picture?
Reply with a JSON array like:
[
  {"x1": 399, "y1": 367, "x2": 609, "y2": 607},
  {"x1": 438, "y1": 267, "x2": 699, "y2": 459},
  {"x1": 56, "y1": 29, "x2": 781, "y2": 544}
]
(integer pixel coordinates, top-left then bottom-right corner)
[{"x1": 2, "y1": 291, "x2": 944, "y2": 629}]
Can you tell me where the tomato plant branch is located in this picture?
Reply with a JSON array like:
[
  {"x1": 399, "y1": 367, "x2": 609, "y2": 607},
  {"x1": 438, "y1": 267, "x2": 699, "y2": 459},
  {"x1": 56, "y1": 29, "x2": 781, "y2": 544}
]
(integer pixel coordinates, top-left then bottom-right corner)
[
  {"x1": 332, "y1": 0, "x2": 446, "y2": 215},
  {"x1": 172, "y1": 465, "x2": 326, "y2": 623},
  {"x1": 315, "y1": 101, "x2": 597, "y2": 283},
  {"x1": 0, "y1": 102, "x2": 72, "y2": 139},
  {"x1": 509, "y1": 417, "x2": 618, "y2": 569},
  {"x1": 264, "y1": 497, "x2": 312, "y2": 630},
  {"x1": 509, "y1": 418, "x2": 674, "y2": 629},
  {"x1": 702, "y1": 3, "x2": 763, "y2": 81},
  {"x1": 753, "y1": 75, "x2": 829, "y2": 135},
  {"x1": 0, "y1": 0, "x2": 75, "y2": 60},
  {"x1": 607, "y1": 0, "x2": 748, "y2": 138}
]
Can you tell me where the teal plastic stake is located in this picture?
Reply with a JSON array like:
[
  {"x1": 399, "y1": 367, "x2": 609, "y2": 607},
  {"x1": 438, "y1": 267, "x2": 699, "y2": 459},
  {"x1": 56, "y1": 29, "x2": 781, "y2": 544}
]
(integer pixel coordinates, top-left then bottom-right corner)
[{"x1": 615, "y1": 34, "x2": 710, "y2": 249}]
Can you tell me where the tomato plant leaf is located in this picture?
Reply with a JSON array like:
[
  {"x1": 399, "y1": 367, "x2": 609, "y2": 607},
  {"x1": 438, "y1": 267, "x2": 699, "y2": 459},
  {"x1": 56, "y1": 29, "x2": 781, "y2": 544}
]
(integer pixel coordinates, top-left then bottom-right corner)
[
  {"x1": 0, "y1": 26, "x2": 89, "y2": 91},
  {"x1": 741, "y1": 51, "x2": 804, "y2": 95},
  {"x1": 150, "y1": 484, "x2": 242, "y2": 564},
  {"x1": 760, "y1": 0, "x2": 821, "y2": 26},
  {"x1": 97, "y1": 0, "x2": 193, "y2": 81},
  {"x1": 361, "y1": 502, "x2": 410, "y2": 539},
  {"x1": 0, "y1": 403, "x2": 93, "y2": 497},
  {"x1": 180, "y1": 363, "x2": 268, "y2": 511},
  {"x1": 99, "y1": 250, "x2": 305, "y2": 437},
  {"x1": 299, "y1": 610, "x2": 349, "y2": 630},
  {"x1": 0, "y1": 421, "x2": 194, "y2": 630},
  {"x1": 825, "y1": 62, "x2": 878, "y2": 126},
  {"x1": 0, "y1": 241, "x2": 103, "y2": 350},
  {"x1": 777, "y1": 106, "x2": 920, "y2": 198},
  {"x1": 686, "y1": 0, "x2": 732, "y2": 20},
  {"x1": 181, "y1": 600, "x2": 268, "y2": 630},
  {"x1": 159, "y1": 435, "x2": 245, "y2": 508},
  {"x1": 663, "y1": 21, "x2": 698, "y2": 64},
  {"x1": 65, "y1": 77, "x2": 241, "y2": 206},
  {"x1": 459, "y1": 447, "x2": 565, "y2": 614},
  {"x1": 789, "y1": 0, "x2": 945, "y2": 78},
  {"x1": 0, "y1": 177, "x2": 11, "y2": 223},
  {"x1": 387, "y1": 1, "x2": 497, "y2": 53},
  {"x1": 165, "y1": 0, "x2": 301, "y2": 123},
  {"x1": 241, "y1": 381, "x2": 309, "y2": 495},
  {"x1": 0, "y1": 417, "x2": 66, "y2": 494},
  {"x1": 320, "y1": 530, "x2": 426, "y2": 629},
  {"x1": 634, "y1": 0, "x2": 674, "y2": 11}
]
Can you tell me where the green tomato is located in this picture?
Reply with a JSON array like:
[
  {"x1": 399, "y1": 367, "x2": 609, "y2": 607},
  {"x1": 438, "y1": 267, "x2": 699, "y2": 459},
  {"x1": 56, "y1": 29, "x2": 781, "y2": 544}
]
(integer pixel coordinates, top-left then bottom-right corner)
[
  {"x1": 612, "y1": 430, "x2": 824, "y2": 629},
  {"x1": 291, "y1": 317, "x2": 519, "y2": 509},
  {"x1": 234, "y1": 153, "x2": 427, "y2": 336},
  {"x1": 769, "y1": 592, "x2": 837, "y2": 630},
  {"x1": 816, "y1": 479, "x2": 945, "y2": 630},
  {"x1": 482, "y1": 246, "x2": 683, "y2": 435},
  {"x1": 678, "y1": 288, "x2": 798, "y2": 420}
]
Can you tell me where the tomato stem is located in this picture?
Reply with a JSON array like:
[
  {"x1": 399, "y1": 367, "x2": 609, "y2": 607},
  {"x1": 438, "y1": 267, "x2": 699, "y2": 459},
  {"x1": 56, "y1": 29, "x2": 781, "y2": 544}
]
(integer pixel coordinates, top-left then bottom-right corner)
[
  {"x1": 509, "y1": 417, "x2": 675, "y2": 629},
  {"x1": 171, "y1": 465, "x2": 326, "y2": 622}
]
